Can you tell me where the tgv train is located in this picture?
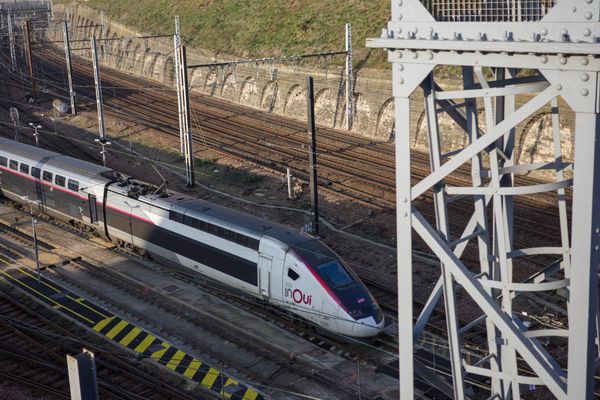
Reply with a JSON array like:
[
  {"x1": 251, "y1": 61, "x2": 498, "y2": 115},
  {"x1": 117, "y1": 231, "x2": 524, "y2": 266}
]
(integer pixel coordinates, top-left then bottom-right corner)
[{"x1": 0, "y1": 137, "x2": 384, "y2": 338}]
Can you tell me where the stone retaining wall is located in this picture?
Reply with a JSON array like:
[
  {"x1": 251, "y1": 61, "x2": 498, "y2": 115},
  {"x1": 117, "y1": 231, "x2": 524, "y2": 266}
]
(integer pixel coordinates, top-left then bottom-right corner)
[{"x1": 49, "y1": 4, "x2": 575, "y2": 176}]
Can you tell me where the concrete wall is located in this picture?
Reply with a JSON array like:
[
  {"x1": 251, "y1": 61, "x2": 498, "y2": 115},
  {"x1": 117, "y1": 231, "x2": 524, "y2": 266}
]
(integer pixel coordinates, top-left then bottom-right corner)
[{"x1": 49, "y1": 4, "x2": 575, "y2": 176}]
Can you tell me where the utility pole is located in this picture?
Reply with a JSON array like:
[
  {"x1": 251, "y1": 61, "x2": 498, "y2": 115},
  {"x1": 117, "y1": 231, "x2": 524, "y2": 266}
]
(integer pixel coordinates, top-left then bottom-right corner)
[
  {"x1": 174, "y1": 16, "x2": 184, "y2": 154},
  {"x1": 24, "y1": 18, "x2": 36, "y2": 96},
  {"x1": 8, "y1": 14, "x2": 17, "y2": 72},
  {"x1": 91, "y1": 36, "x2": 110, "y2": 167},
  {"x1": 345, "y1": 23, "x2": 353, "y2": 131},
  {"x1": 177, "y1": 44, "x2": 195, "y2": 186},
  {"x1": 306, "y1": 76, "x2": 319, "y2": 237},
  {"x1": 23, "y1": 197, "x2": 41, "y2": 283},
  {"x1": 62, "y1": 20, "x2": 76, "y2": 115}
]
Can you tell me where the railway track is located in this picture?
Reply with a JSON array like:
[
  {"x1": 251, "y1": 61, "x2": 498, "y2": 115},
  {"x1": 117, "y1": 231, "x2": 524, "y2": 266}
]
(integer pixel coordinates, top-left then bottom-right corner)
[
  {"x1": 0, "y1": 271, "x2": 206, "y2": 400},
  {"x1": 0, "y1": 34, "x2": 581, "y2": 398},
  {"x1": 0, "y1": 214, "x2": 381, "y2": 399},
  {"x1": 1, "y1": 42, "x2": 571, "y2": 270}
]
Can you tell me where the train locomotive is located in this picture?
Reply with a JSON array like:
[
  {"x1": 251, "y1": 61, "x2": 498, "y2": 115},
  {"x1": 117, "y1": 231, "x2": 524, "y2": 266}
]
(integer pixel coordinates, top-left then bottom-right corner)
[{"x1": 0, "y1": 137, "x2": 384, "y2": 338}]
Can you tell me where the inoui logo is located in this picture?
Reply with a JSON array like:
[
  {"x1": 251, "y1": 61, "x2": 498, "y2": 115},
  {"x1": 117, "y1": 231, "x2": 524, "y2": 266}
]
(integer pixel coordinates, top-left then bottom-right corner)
[{"x1": 284, "y1": 287, "x2": 312, "y2": 305}]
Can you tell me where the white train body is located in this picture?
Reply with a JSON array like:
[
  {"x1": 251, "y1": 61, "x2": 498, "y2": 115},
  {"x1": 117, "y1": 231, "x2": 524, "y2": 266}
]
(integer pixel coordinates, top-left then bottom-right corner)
[{"x1": 0, "y1": 137, "x2": 384, "y2": 338}]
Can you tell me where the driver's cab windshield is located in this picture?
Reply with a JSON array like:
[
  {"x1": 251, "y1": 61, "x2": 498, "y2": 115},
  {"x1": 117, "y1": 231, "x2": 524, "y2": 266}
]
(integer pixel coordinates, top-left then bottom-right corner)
[{"x1": 316, "y1": 261, "x2": 354, "y2": 289}]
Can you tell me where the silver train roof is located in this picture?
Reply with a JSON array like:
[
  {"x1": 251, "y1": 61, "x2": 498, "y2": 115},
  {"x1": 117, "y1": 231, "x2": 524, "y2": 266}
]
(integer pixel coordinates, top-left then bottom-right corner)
[{"x1": 0, "y1": 137, "x2": 114, "y2": 181}]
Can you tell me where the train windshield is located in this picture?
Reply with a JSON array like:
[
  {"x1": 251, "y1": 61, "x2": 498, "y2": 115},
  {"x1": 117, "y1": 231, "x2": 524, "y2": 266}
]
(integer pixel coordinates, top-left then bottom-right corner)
[{"x1": 316, "y1": 261, "x2": 354, "y2": 289}]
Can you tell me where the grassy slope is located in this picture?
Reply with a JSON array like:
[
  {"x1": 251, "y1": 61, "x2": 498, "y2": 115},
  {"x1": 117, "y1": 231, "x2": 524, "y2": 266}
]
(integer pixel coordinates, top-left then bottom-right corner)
[{"x1": 60, "y1": 0, "x2": 391, "y2": 69}]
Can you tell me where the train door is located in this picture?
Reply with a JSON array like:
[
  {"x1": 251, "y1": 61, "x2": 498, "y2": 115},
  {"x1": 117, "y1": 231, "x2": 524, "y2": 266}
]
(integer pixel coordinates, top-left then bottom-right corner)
[{"x1": 258, "y1": 255, "x2": 272, "y2": 299}]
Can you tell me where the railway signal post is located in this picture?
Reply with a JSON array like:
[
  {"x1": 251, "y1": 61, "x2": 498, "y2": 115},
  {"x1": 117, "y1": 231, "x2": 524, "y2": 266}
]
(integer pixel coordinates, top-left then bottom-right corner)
[
  {"x1": 345, "y1": 23, "x2": 353, "y2": 131},
  {"x1": 368, "y1": 0, "x2": 600, "y2": 399},
  {"x1": 91, "y1": 35, "x2": 110, "y2": 167},
  {"x1": 306, "y1": 76, "x2": 319, "y2": 237},
  {"x1": 24, "y1": 18, "x2": 36, "y2": 96},
  {"x1": 62, "y1": 20, "x2": 76, "y2": 115},
  {"x1": 177, "y1": 44, "x2": 195, "y2": 187}
]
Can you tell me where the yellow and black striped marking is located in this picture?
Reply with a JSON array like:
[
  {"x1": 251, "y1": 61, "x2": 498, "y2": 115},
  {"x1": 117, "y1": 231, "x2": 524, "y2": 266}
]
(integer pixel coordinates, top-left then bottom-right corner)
[{"x1": 0, "y1": 258, "x2": 262, "y2": 400}]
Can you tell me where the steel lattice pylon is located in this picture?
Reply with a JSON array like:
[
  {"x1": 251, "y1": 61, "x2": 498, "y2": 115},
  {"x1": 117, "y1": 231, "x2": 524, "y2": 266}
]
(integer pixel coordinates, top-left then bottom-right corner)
[{"x1": 368, "y1": 1, "x2": 600, "y2": 399}]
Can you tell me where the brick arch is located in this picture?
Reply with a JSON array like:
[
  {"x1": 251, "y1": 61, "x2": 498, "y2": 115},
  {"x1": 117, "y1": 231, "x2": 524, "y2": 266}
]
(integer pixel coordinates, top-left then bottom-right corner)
[
  {"x1": 108, "y1": 33, "x2": 119, "y2": 64},
  {"x1": 352, "y1": 93, "x2": 370, "y2": 133},
  {"x1": 284, "y1": 84, "x2": 307, "y2": 121},
  {"x1": 84, "y1": 18, "x2": 91, "y2": 39},
  {"x1": 260, "y1": 80, "x2": 278, "y2": 112},
  {"x1": 375, "y1": 97, "x2": 394, "y2": 140},
  {"x1": 240, "y1": 77, "x2": 258, "y2": 106},
  {"x1": 143, "y1": 52, "x2": 159, "y2": 78},
  {"x1": 122, "y1": 39, "x2": 134, "y2": 70},
  {"x1": 130, "y1": 43, "x2": 142, "y2": 71},
  {"x1": 220, "y1": 72, "x2": 237, "y2": 100},
  {"x1": 314, "y1": 88, "x2": 336, "y2": 127},
  {"x1": 204, "y1": 69, "x2": 219, "y2": 96},
  {"x1": 515, "y1": 111, "x2": 560, "y2": 167},
  {"x1": 162, "y1": 56, "x2": 175, "y2": 84},
  {"x1": 190, "y1": 69, "x2": 204, "y2": 89}
]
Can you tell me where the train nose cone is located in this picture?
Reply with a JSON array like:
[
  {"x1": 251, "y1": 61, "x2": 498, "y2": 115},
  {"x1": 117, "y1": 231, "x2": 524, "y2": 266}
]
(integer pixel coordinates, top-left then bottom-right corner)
[{"x1": 353, "y1": 316, "x2": 385, "y2": 338}]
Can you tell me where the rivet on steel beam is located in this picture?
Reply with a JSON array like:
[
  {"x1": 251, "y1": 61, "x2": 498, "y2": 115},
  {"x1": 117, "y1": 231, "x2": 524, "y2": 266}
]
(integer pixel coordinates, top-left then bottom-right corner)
[
  {"x1": 398, "y1": 64, "x2": 404, "y2": 71},
  {"x1": 427, "y1": 51, "x2": 433, "y2": 60},
  {"x1": 571, "y1": 6, "x2": 577, "y2": 12},
  {"x1": 581, "y1": 57, "x2": 590, "y2": 65},
  {"x1": 582, "y1": 73, "x2": 590, "y2": 81},
  {"x1": 398, "y1": 13, "x2": 402, "y2": 20},
  {"x1": 540, "y1": 55, "x2": 548, "y2": 64},
  {"x1": 585, "y1": 12, "x2": 593, "y2": 20},
  {"x1": 560, "y1": 28, "x2": 568, "y2": 36},
  {"x1": 403, "y1": 212, "x2": 408, "y2": 217},
  {"x1": 559, "y1": 55, "x2": 567, "y2": 64},
  {"x1": 397, "y1": 0, "x2": 403, "y2": 5},
  {"x1": 556, "y1": 84, "x2": 563, "y2": 91},
  {"x1": 412, "y1": 52, "x2": 418, "y2": 59},
  {"x1": 541, "y1": 28, "x2": 548, "y2": 36},
  {"x1": 399, "y1": 77, "x2": 405, "y2": 85},
  {"x1": 585, "y1": 0, "x2": 593, "y2": 4},
  {"x1": 402, "y1": 198, "x2": 408, "y2": 203},
  {"x1": 584, "y1": 28, "x2": 592, "y2": 37},
  {"x1": 581, "y1": 88, "x2": 589, "y2": 96}
]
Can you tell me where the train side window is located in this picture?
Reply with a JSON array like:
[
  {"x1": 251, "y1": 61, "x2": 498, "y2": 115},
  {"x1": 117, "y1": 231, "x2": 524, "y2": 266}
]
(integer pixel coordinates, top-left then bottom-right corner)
[
  {"x1": 68, "y1": 179, "x2": 79, "y2": 192},
  {"x1": 247, "y1": 237, "x2": 259, "y2": 250},
  {"x1": 9, "y1": 160, "x2": 18, "y2": 170},
  {"x1": 42, "y1": 171, "x2": 53, "y2": 182},
  {"x1": 169, "y1": 210, "x2": 184, "y2": 223},
  {"x1": 217, "y1": 227, "x2": 229, "y2": 239},
  {"x1": 287, "y1": 268, "x2": 300, "y2": 281},
  {"x1": 55, "y1": 175, "x2": 66, "y2": 187},
  {"x1": 31, "y1": 167, "x2": 41, "y2": 178},
  {"x1": 19, "y1": 163, "x2": 29, "y2": 174},
  {"x1": 208, "y1": 224, "x2": 219, "y2": 235},
  {"x1": 0, "y1": 156, "x2": 7, "y2": 167},
  {"x1": 193, "y1": 218, "x2": 209, "y2": 231}
]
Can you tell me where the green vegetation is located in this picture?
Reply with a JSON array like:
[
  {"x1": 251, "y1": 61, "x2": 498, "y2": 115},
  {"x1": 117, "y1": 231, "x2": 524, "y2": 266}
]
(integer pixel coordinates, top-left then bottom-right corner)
[{"x1": 59, "y1": 0, "x2": 391, "y2": 68}]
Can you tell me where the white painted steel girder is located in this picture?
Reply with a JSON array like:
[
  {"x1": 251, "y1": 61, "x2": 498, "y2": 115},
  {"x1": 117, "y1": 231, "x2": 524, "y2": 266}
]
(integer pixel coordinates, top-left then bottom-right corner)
[{"x1": 367, "y1": 0, "x2": 600, "y2": 399}]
